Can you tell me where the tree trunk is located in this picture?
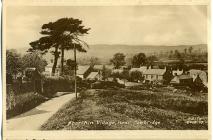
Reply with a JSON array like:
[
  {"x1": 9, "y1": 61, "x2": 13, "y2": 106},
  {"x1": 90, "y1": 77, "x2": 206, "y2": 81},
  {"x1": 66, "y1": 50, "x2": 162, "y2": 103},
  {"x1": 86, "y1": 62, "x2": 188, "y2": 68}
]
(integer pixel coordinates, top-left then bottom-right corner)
[
  {"x1": 52, "y1": 46, "x2": 59, "y2": 76},
  {"x1": 74, "y1": 44, "x2": 77, "y2": 99},
  {"x1": 60, "y1": 47, "x2": 65, "y2": 76}
]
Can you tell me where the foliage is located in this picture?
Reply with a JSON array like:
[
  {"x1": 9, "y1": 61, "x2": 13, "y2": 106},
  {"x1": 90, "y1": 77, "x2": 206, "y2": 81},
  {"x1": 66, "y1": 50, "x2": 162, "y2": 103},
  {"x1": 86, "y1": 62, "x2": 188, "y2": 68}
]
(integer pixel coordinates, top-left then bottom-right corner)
[
  {"x1": 6, "y1": 92, "x2": 47, "y2": 119},
  {"x1": 102, "y1": 65, "x2": 112, "y2": 81},
  {"x1": 42, "y1": 76, "x2": 75, "y2": 97},
  {"x1": 192, "y1": 75, "x2": 205, "y2": 92},
  {"x1": 29, "y1": 17, "x2": 90, "y2": 75},
  {"x1": 7, "y1": 81, "x2": 34, "y2": 95},
  {"x1": 110, "y1": 53, "x2": 126, "y2": 69},
  {"x1": 129, "y1": 71, "x2": 143, "y2": 82},
  {"x1": 63, "y1": 59, "x2": 76, "y2": 76},
  {"x1": 90, "y1": 57, "x2": 100, "y2": 66},
  {"x1": 6, "y1": 50, "x2": 23, "y2": 77},
  {"x1": 146, "y1": 55, "x2": 158, "y2": 66},
  {"x1": 120, "y1": 69, "x2": 130, "y2": 81},
  {"x1": 163, "y1": 69, "x2": 173, "y2": 84},
  {"x1": 22, "y1": 52, "x2": 47, "y2": 72},
  {"x1": 132, "y1": 53, "x2": 146, "y2": 67},
  {"x1": 91, "y1": 81, "x2": 125, "y2": 89},
  {"x1": 111, "y1": 71, "x2": 121, "y2": 79}
]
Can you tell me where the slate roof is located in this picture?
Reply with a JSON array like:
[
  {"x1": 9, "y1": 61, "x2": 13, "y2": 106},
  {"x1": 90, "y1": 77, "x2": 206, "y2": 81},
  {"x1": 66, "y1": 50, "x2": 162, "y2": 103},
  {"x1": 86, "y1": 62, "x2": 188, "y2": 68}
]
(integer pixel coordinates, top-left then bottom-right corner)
[
  {"x1": 87, "y1": 72, "x2": 99, "y2": 79},
  {"x1": 130, "y1": 66, "x2": 147, "y2": 73},
  {"x1": 77, "y1": 65, "x2": 90, "y2": 75},
  {"x1": 143, "y1": 68, "x2": 166, "y2": 75}
]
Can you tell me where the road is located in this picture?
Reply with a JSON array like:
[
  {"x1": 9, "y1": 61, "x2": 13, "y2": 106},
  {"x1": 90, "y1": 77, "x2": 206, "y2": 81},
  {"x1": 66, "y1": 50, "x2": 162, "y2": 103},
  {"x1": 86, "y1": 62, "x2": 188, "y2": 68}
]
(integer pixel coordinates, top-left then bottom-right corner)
[{"x1": 7, "y1": 93, "x2": 76, "y2": 130}]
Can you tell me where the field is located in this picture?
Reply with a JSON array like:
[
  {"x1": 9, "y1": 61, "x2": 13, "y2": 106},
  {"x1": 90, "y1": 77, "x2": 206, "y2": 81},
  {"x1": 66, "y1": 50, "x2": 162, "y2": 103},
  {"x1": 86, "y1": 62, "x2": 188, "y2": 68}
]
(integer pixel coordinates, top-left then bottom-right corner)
[{"x1": 41, "y1": 87, "x2": 207, "y2": 130}]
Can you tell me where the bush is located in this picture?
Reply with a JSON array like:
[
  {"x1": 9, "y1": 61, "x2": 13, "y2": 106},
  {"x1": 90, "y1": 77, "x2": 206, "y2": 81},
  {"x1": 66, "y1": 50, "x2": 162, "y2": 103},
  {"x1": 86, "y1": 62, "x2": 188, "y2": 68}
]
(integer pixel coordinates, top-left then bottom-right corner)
[
  {"x1": 91, "y1": 81, "x2": 125, "y2": 89},
  {"x1": 129, "y1": 71, "x2": 143, "y2": 82},
  {"x1": 7, "y1": 81, "x2": 34, "y2": 95},
  {"x1": 6, "y1": 92, "x2": 47, "y2": 119},
  {"x1": 42, "y1": 76, "x2": 75, "y2": 97}
]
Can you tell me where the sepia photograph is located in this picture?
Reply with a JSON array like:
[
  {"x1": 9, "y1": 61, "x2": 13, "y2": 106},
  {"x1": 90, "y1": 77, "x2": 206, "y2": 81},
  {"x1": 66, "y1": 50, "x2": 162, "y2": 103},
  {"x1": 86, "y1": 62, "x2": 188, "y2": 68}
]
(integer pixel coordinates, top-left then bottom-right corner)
[{"x1": 4, "y1": 2, "x2": 209, "y2": 133}]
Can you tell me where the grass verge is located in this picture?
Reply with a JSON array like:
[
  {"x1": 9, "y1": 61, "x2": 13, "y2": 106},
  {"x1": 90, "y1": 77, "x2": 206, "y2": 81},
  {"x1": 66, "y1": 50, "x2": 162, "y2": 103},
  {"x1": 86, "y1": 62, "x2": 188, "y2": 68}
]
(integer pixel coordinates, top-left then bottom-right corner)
[
  {"x1": 41, "y1": 88, "x2": 207, "y2": 130},
  {"x1": 6, "y1": 92, "x2": 47, "y2": 119}
]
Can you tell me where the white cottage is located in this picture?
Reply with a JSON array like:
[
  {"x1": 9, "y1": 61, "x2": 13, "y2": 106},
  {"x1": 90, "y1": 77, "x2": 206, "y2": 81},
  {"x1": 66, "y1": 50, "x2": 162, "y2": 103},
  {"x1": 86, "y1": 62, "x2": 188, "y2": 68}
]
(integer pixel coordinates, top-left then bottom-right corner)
[
  {"x1": 143, "y1": 67, "x2": 166, "y2": 82},
  {"x1": 44, "y1": 63, "x2": 60, "y2": 76}
]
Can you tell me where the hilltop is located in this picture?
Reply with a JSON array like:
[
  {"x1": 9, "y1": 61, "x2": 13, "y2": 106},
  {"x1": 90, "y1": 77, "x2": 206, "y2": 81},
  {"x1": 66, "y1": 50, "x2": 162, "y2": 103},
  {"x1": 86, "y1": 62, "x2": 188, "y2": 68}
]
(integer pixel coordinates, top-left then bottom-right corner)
[{"x1": 10, "y1": 44, "x2": 207, "y2": 64}]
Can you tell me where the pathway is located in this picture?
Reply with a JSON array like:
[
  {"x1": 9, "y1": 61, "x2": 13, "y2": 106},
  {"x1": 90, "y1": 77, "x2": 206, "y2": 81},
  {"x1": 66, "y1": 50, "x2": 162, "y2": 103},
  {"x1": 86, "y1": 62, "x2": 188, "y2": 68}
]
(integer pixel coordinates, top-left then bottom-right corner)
[{"x1": 7, "y1": 93, "x2": 76, "y2": 130}]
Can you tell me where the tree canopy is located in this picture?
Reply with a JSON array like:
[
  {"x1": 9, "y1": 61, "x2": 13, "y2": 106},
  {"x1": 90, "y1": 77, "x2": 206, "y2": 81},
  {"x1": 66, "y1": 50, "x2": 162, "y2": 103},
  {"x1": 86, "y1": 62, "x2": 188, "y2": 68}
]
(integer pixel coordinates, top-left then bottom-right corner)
[
  {"x1": 22, "y1": 52, "x2": 47, "y2": 72},
  {"x1": 29, "y1": 17, "x2": 90, "y2": 75},
  {"x1": 132, "y1": 53, "x2": 146, "y2": 68},
  {"x1": 110, "y1": 53, "x2": 126, "y2": 69}
]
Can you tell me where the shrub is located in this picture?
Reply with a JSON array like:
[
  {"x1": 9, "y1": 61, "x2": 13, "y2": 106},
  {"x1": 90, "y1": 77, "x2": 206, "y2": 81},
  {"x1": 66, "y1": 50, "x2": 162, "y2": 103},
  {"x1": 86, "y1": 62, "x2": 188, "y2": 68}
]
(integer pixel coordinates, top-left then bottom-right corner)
[
  {"x1": 129, "y1": 71, "x2": 143, "y2": 82},
  {"x1": 91, "y1": 81, "x2": 125, "y2": 89},
  {"x1": 6, "y1": 92, "x2": 47, "y2": 119},
  {"x1": 42, "y1": 76, "x2": 75, "y2": 97},
  {"x1": 7, "y1": 81, "x2": 34, "y2": 95}
]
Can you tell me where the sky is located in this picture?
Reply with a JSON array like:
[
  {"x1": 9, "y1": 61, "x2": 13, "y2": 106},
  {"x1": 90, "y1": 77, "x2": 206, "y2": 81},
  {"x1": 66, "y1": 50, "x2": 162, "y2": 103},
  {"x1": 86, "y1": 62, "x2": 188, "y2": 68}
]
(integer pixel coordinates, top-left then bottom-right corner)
[{"x1": 6, "y1": 5, "x2": 207, "y2": 49}]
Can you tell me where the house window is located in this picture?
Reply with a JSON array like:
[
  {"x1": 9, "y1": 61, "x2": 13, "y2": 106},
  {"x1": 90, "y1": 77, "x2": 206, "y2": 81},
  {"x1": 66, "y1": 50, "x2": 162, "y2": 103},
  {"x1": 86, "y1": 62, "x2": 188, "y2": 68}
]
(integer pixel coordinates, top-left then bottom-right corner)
[
  {"x1": 151, "y1": 75, "x2": 153, "y2": 79},
  {"x1": 156, "y1": 75, "x2": 158, "y2": 79}
]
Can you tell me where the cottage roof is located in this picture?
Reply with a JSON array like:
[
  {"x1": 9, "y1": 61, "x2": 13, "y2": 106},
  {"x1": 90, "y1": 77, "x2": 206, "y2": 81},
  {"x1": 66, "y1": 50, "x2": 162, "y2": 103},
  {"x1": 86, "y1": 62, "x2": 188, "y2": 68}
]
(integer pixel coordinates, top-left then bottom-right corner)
[
  {"x1": 130, "y1": 66, "x2": 147, "y2": 73},
  {"x1": 93, "y1": 65, "x2": 103, "y2": 70},
  {"x1": 87, "y1": 72, "x2": 99, "y2": 79},
  {"x1": 77, "y1": 65, "x2": 90, "y2": 75},
  {"x1": 143, "y1": 68, "x2": 166, "y2": 75}
]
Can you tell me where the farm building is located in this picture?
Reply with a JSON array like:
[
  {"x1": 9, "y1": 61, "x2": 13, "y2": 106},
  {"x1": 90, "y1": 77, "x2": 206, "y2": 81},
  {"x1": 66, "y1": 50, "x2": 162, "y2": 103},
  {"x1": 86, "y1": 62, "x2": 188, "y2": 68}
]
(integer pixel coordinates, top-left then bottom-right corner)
[{"x1": 170, "y1": 74, "x2": 193, "y2": 86}]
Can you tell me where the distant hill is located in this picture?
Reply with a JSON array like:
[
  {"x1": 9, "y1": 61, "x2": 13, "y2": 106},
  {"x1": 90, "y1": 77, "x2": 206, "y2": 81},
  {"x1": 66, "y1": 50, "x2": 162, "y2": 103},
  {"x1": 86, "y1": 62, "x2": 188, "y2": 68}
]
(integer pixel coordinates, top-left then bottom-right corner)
[{"x1": 11, "y1": 44, "x2": 207, "y2": 63}]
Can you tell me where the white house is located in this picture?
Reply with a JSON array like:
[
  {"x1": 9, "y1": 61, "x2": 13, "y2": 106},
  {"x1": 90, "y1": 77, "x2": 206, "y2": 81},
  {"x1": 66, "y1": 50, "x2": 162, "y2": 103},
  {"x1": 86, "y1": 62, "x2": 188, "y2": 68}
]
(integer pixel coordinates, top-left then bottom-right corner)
[
  {"x1": 44, "y1": 63, "x2": 60, "y2": 76},
  {"x1": 143, "y1": 67, "x2": 167, "y2": 82}
]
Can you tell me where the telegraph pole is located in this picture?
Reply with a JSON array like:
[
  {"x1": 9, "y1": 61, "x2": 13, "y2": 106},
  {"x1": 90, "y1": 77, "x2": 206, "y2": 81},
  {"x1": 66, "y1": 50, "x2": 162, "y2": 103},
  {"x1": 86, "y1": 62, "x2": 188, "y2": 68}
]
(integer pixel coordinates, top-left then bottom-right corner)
[{"x1": 74, "y1": 43, "x2": 77, "y2": 99}]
